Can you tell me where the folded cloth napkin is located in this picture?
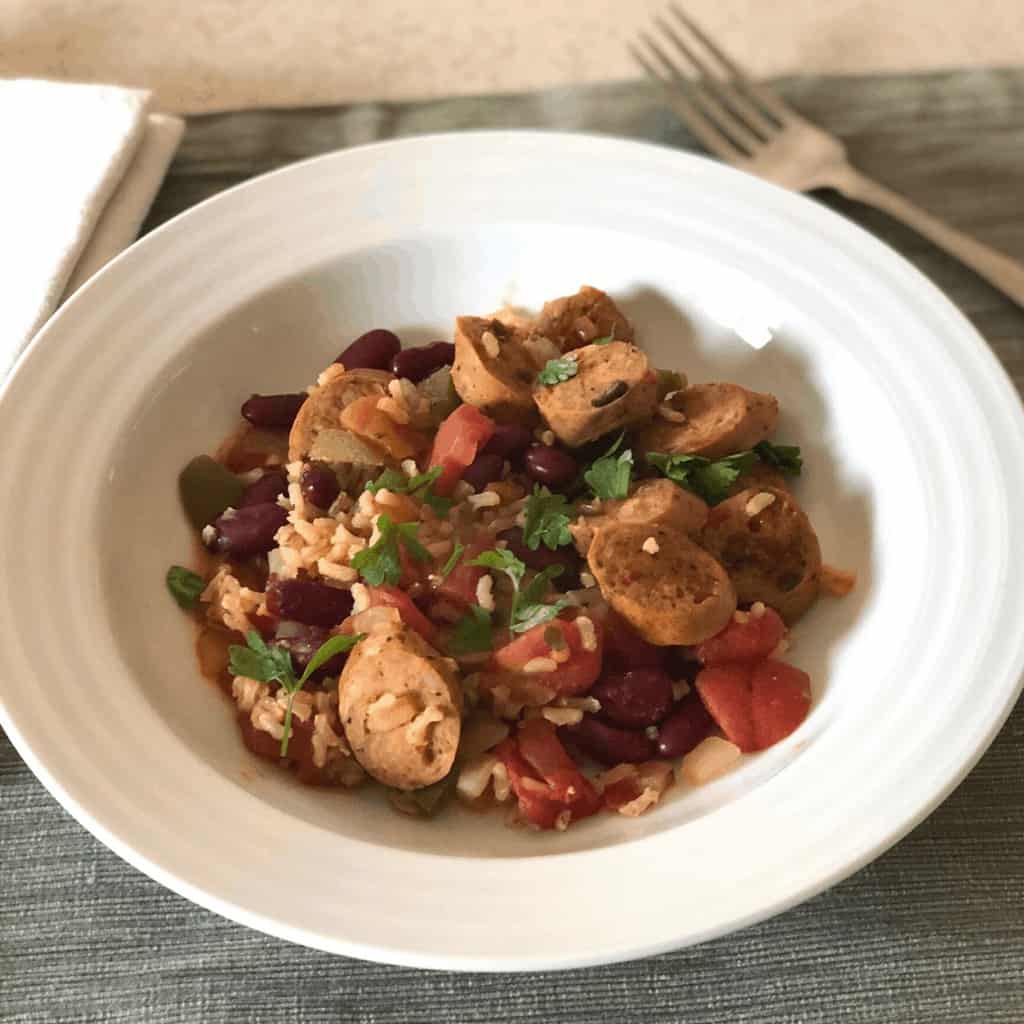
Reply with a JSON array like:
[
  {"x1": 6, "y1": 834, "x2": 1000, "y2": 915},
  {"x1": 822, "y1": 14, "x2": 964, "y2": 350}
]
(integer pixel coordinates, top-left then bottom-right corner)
[{"x1": 0, "y1": 78, "x2": 183, "y2": 376}]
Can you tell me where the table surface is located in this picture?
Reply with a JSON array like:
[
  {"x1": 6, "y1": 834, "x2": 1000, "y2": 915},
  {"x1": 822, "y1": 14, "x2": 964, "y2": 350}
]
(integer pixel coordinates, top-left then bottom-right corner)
[{"x1": 2, "y1": 68, "x2": 1023, "y2": 1023}]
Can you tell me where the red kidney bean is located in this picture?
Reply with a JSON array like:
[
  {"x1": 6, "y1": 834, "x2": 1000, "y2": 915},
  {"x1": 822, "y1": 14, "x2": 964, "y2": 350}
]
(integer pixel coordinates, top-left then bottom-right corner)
[
  {"x1": 562, "y1": 716, "x2": 655, "y2": 766},
  {"x1": 240, "y1": 393, "x2": 307, "y2": 429},
  {"x1": 299, "y1": 461, "x2": 340, "y2": 508},
  {"x1": 482, "y1": 423, "x2": 533, "y2": 462},
  {"x1": 498, "y1": 528, "x2": 581, "y2": 586},
  {"x1": 461, "y1": 452, "x2": 505, "y2": 492},
  {"x1": 265, "y1": 578, "x2": 353, "y2": 628},
  {"x1": 210, "y1": 503, "x2": 287, "y2": 557},
  {"x1": 523, "y1": 445, "x2": 578, "y2": 490},
  {"x1": 334, "y1": 329, "x2": 401, "y2": 370},
  {"x1": 238, "y1": 470, "x2": 288, "y2": 507},
  {"x1": 390, "y1": 341, "x2": 455, "y2": 383},
  {"x1": 273, "y1": 625, "x2": 348, "y2": 681},
  {"x1": 663, "y1": 646, "x2": 701, "y2": 683},
  {"x1": 592, "y1": 669, "x2": 674, "y2": 729},
  {"x1": 654, "y1": 695, "x2": 714, "y2": 758},
  {"x1": 604, "y1": 611, "x2": 665, "y2": 670}
]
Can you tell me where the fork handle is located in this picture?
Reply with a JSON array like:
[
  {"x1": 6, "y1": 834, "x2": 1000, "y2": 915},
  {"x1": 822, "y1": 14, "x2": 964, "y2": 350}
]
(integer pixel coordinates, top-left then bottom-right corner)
[{"x1": 836, "y1": 170, "x2": 1024, "y2": 310}]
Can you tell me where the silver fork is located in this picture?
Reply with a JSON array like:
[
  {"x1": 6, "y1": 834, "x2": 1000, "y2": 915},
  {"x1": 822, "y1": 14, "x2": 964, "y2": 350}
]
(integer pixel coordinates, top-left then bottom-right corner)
[{"x1": 632, "y1": 6, "x2": 1024, "y2": 310}]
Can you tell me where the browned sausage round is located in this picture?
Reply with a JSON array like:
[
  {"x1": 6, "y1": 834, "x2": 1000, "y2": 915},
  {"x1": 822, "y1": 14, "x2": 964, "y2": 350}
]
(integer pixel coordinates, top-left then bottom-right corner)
[
  {"x1": 288, "y1": 367, "x2": 394, "y2": 464},
  {"x1": 534, "y1": 341, "x2": 658, "y2": 448},
  {"x1": 450, "y1": 316, "x2": 540, "y2": 422},
  {"x1": 338, "y1": 621, "x2": 462, "y2": 790},
  {"x1": 533, "y1": 285, "x2": 634, "y2": 351},
  {"x1": 571, "y1": 479, "x2": 708, "y2": 556},
  {"x1": 637, "y1": 382, "x2": 779, "y2": 460},
  {"x1": 587, "y1": 521, "x2": 736, "y2": 645},
  {"x1": 700, "y1": 485, "x2": 821, "y2": 624}
]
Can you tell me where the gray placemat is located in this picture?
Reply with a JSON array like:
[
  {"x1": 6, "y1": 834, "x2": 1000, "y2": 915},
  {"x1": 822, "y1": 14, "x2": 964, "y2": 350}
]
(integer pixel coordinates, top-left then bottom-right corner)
[{"x1": 3, "y1": 70, "x2": 1023, "y2": 1023}]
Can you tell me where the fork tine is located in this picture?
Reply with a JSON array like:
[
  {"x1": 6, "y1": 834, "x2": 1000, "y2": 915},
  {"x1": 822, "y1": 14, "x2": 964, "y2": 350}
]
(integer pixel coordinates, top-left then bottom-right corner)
[
  {"x1": 668, "y1": 4, "x2": 793, "y2": 121},
  {"x1": 636, "y1": 34, "x2": 762, "y2": 156},
  {"x1": 631, "y1": 40, "x2": 746, "y2": 160},
  {"x1": 653, "y1": 15, "x2": 777, "y2": 137}
]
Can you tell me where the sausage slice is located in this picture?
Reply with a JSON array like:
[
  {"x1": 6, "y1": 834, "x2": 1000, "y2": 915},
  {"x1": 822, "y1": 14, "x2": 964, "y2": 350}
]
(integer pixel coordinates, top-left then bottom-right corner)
[
  {"x1": 587, "y1": 521, "x2": 736, "y2": 645},
  {"x1": 637, "y1": 382, "x2": 779, "y2": 460},
  {"x1": 572, "y1": 479, "x2": 708, "y2": 556},
  {"x1": 534, "y1": 341, "x2": 658, "y2": 447},
  {"x1": 288, "y1": 367, "x2": 394, "y2": 464},
  {"x1": 338, "y1": 621, "x2": 462, "y2": 790},
  {"x1": 700, "y1": 486, "x2": 821, "y2": 623},
  {"x1": 533, "y1": 285, "x2": 634, "y2": 351},
  {"x1": 450, "y1": 316, "x2": 540, "y2": 422}
]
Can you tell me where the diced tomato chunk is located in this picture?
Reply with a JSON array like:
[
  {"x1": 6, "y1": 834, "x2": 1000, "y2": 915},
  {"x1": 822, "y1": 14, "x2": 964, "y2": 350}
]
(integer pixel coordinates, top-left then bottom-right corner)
[
  {"x1": 602, "y1": 775, "x2": 644, "y2": 811},
  {"x1": 695, "y1": 663, "x2": 756, "y2": 752},
  {"x1": 429, "y1": 405, "x2": 496, "y2": 495},
  {"x1": 491, "y1": 616, "x2": 603, "y2": 696},
  {"x1": 751, "y1": 659, "x2": 811, "y2": 750},
  {"x1": 434, "y1": 537, "x2": 490, "y2": 608},
  {"x1": 603, "y1": 610, "x2": 664, "y2": 670},
  {"x1": 365, "y1": 585, "x2": 438, "y2": 644},
  {"x1": 494, "y1": 722, "x2": 600, "y2": 829},
  {"x1": 340, "y1": 395, "x2": 429, "y2": 461},
  {"x1": 696, "y1": 607, "x2": 786, "y2": 667}
]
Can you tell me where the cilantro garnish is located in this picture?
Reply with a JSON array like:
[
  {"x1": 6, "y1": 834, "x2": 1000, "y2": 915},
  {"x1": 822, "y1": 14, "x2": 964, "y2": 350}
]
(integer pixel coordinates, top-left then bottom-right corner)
[
  {"x1": 350, "y1": 513, "x2": 431, "y2": 586},
  {"x1": 537, "y1": 356, "x2": 578, "y2": 386},
  {"x1": 468, "y1": 550, "x2": 567, "y2": 633},
  {"x1": 592, "y1": 332, "x2": 616, "y2": 346},
  {"x1": 166, "y1": 565, "x2": 205, "y2": 609},
  {"x1": 521, "y1": 485, "x2": 574, "y2": 551},
  {"x1": 583, "y1": 433, "x2": 633, "y2": 500},
  {"x1": 754, "y1": 441, "x2": 803, "y2": 475},
  {"x1": 439, "y1": 539, "x2": 465, "y2": 580},
  {"x1": 450, "y1": 605, "x2": 493, "y2": 654},
  {"x1": 366, "y1": 465, "x2": 452, "y2": 515},
  {"x1": 228, "y1": 630, "x2": 364, "y2": 756},
  {"x1": 646, "y1": 450, "x2": 757, "y2": 505}
]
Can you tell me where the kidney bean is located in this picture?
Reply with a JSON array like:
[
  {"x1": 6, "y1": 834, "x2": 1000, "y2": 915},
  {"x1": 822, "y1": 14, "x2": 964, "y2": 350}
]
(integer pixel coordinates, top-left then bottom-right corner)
[
  {"x1": 239, "y1": 470, "x2": 288, "y2": 507},
  {"x1": 523, "y1": 445, "x2": 578, "y2": 490},
  {"x1": 240, "y1": 393, "x2": 307, "y2": 429},
  {"x1": 273, "y1": 625, "x2": 348, "y2": 681},
  {"x1": 499, "y1": 528, "x2": 581, "y2": 586},
  {"x1": 461, "y1": 452, "x2": 505, "y2": 492},
  {"x1": 390, "y1": 341, "x2": 455, "y2": 383},
  {"x1": 654, "y1": 694, "x2": 714, "y2": 758},
  {"x1": 265, "y1": 578, "x2": 353, "y2": 628},
  {"x1": 562, "y1": 716, "x2": 654, "y2": 766},
  {"x1": 299, "y1": 461, "x2": 340, "y2": 508},
  {"x1": 663, "y1": 646, "x2": 701, "y2": 683},
  {"x1": 482, "y1": 423, "x2": 533, "y2": 462},
  {"x1": 334, "y1": 329, "x2": 401, "y2": 370},
  {"x1": 210, "y1": 502, "x2": 287, "y2": 558},
  {"x1": 592, "y1": 669, "x2": 674, "y2": 729},
  {"x1": 604, "y1": 611, "x2": 665, "y2": 670}
]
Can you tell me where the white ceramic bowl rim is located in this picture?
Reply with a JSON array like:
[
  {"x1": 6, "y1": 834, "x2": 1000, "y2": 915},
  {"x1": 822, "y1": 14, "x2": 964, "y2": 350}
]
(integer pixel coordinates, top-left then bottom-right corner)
[{"x1": 1, "y1": 132, "x2": 1023, "y2": 970}]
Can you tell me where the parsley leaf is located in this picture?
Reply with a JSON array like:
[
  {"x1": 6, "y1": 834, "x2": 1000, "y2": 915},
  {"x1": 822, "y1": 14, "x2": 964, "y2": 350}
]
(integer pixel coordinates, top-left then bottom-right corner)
[
  {"x1": 450, "y1": 605, "x2": 493, "y2": 654},
  {"x1": 754, "y1": 441, "x2": 803, "y2": 475},
  {"x1": 521, "y1": 485, "x2": 574, "y2": 551},
  {"x1": 166, "y1": 565, "x2": 205, "y2": 609},
  {"x1": 537, "y1": 355, "x2": 578, "y2": 386},
  {"x1": 583, "y1": 434, "x2": 633, "y2": 500},
  {"x1": 592, "y1": 333, "x2": 615, "y2": 346},
  {"x1": 470, "y1": 550, "x2": 566, "y2": 634},
  {"x1": 366, "y1": 465, "x2": 453, "y2": 516},
  {"x1": 351, "y1": 513, "x2": 431, "y2": 586},
  {"x1": 439, "y1": 540, "x2": 465, "y2": 579},
  {"x1": 228, "y1": 630, "x2": 364, "y2": 756},
  {"x1": 511, "y1": 565, "x2": 567, "y2": 633},
  {"x1": 646, "y1": 450, "x2": 757, "y2": 505}
]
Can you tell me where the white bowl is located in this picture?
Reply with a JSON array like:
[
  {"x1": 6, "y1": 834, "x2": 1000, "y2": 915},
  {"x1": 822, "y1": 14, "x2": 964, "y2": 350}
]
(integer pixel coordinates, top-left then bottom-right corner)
[{"x1": 2, "y1": 132, "x2": 1023, "y2": 970}]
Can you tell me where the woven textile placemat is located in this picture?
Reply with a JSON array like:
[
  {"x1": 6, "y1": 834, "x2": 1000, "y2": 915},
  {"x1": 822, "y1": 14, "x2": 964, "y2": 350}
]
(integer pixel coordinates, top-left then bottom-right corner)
[{"x1": 2, "y1": 69, "x2": 1023, "y2": 1024}]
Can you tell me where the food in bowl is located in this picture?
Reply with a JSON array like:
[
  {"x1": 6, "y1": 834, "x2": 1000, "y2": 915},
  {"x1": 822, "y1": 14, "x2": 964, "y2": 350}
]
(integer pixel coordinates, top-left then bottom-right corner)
[{"x1": 166, "y1": 285, "x2": 854, "y2": 829}]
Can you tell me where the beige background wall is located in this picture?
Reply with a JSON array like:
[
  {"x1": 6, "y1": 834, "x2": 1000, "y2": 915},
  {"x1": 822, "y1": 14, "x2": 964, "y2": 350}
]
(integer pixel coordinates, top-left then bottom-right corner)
[{"x1": 2, "y1": 0, "x2": 1022, "y2": 113}]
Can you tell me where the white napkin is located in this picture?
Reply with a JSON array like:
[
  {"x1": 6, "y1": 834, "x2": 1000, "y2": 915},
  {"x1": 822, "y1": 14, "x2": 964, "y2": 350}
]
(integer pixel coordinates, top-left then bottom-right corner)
[{"x1": 0, "y1": 78, "x2": 184, "y2": 376}]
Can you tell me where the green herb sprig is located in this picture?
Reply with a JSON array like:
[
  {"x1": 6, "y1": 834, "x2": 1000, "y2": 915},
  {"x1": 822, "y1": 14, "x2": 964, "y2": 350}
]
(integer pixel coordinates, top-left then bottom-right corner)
[
  {"x1": 366, "y1": 465, "x2": 452, "y2": 515},
  {"x1": 583, "y1": 433, "x2": 633, "y2": 500},
  {"x1": 166, "y1": 565, "x2": 205, "y2": 609},
  {"x1": 521, "y1": 485, "x2": 574, "y2": 551},
  {"x1": 537, "y1": 356, "x2": 579, "y2": 386},
  {"x1": 350, "y1": 512, "x2": 431, "y2": 586},
  {"x1": 469, "y1": 549, "x2": 567, "y2": 633}
]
